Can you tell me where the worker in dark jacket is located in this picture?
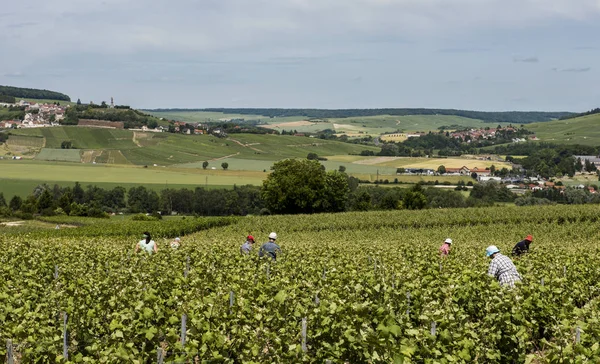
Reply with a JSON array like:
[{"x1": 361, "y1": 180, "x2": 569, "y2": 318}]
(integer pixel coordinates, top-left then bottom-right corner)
[{"x1": 512, "y1": 235, "x2": 533, "y2": 256}]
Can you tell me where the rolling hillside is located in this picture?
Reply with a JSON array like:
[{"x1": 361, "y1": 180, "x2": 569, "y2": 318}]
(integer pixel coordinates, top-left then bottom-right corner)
[
  {"x1": 527, "y1": 113, "x2": 600, "y2": 146},
  {"x1": 147, "y1": 108, "x2": 572, "y2": 123},
  {"x1": 3, "y1": 127, "x2": 380, "y2": 166},
  {"x1": 146, "y1": 110, "x2": 516, "y2": 136}
]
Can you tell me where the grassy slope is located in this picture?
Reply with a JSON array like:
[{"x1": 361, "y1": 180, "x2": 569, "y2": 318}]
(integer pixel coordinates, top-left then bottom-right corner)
[
  {"x1": 145, "y1": 110, "x2": 304, "y2": 123},
  {"x1": 527, "y1": 113, "x2": 600, "y2": 146},
  {"x1": 9, "y1": 127, "x2": 379, "y2": 165},
  {"x1": 146, "y1": 111, "x2": 513, "y2": 135},
  {"x1": 263, "y1": 114, "x2": 513, "y2": 136}
]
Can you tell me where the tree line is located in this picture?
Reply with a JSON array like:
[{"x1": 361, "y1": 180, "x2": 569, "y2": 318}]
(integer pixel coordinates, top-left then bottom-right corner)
[
  {"x1": 0, "y1": 85, "x2": 71, "y2": 101},
  {"x1": 559, "y1": 107, "x2": 600, "y2": 120},
  {"x1": 148, "y1": 108, "x2": 573, "y2": 124},
  {"x1": 371, "y1": 129, "x2": 531, "y2": 158},
  {"x1": 62, "y1": 106, "x2": 161, "y2": 129},
  {"x1": 2, "y1": 164, "x2": 600, "y2": 221},
  {"x1": 0, "y1": 94, "x2": 16, "y2": 103}
]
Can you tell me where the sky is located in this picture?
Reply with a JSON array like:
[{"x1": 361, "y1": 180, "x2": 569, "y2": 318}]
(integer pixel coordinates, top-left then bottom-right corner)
[{"x1": 1, "y1": 0, "x2": 599, "y2": 111}]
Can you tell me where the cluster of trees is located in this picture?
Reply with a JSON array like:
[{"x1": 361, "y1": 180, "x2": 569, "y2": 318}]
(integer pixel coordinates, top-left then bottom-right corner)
[
  {"x1": 61, "y1": 106, "x2": 160, "y2": 129},
  {"x1": 0, "y1": 183, "x2": 126, "y2": 218},
  {"x1": 513, "y1": 147, "x2": 586, "y2": 178},
  {"x1": 376, "y1": 128, "x2": 535, "y2": 158},
  {"x1": 0, "y1": 85, "x2": 71, "y2": 101},
  {"x1": 519, "y1": 186, "x2": 600, "y2": 205},
  {"x1": 0, "y1": 105, "x2": 26, "y2": 122},
  {"x1": 205, "y1": 122, "x2": 274, "y2": 135},
  {"x1": 158, "y1": 108, "x2": 573, "y2": 124},
  {"x1": 0, "y1": 94, "x2": 16, "y2": 103},
  {"x1": 493, "y1": 142, "x2": 598, "y2": 157}
]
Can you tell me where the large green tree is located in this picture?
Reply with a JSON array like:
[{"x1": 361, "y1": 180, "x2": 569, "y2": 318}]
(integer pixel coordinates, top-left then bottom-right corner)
[{"x1": 262, "y1": 159, "x2": 350, "y2": 214}]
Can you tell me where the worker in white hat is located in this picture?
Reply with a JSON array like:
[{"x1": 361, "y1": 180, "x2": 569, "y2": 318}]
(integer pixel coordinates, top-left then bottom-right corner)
[
  {"x1": 439, "y1": 238, "x2": 452, "y2": 257},
  {"x1": 259, "y1": 232, "x2": 282, "y2": 260}
]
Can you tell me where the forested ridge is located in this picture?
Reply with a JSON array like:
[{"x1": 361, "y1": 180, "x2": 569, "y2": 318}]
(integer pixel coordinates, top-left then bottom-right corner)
[
  {"x1": 147, "y1": 108, "x2": 573, "y2": 123},
  {"x1": 0, "y1": 85, "x2": 71, "y2": 102}
]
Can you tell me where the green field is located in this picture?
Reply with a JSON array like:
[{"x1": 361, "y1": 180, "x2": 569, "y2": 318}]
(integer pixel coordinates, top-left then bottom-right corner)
[
  {"x1": 260, "y1": 114, "x2": 514, "y2": 136},
  {"x1": 145, "y1": 110, "x2": 304, "y2": 123},
  {"x1": 18, "y1": 98, "x2": 76, "y2": 106},
  {"x1": 527, "y1": 113, "x2": 600, "y2": 146},
  {"x1": 35, "y1": 148, "x2": 81, "y2": 162},
  {"x1": 6, "y1": 128, "x2": 379, "y2": 166},
  {"x1": 2, "y1": 206, "x2": 600, "y2": 361},
  {"x1": 5, "y1": 134, "x2": 44, "y2": 148},
  {"x1": 0, "y1": 178, "x2": 234, "y2": 198},
  {"x1": 0, "y1": 159, "x2": 267, "y2": 186},
  {"x1": 146, "y1": 111, "x2": 514, "y2": 136}
]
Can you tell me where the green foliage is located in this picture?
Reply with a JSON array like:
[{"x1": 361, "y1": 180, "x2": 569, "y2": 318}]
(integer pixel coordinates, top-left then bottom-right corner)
[
  {"x1": 0, "y1": 93, "x2": 16, "y2": 103},
  {"x1": 307, "y1": 152, "x2": 319, "y2": 160},
  {"x1": 2, "y1": 206, "x2": 600, "y2": 361},
  {"x1": 0, "y1": 85, "x2": 70, "y2": 101},
  {"x1": 262, "y1": 159, "x2": 350, "y2": 214},
  {"x1": 221, "y1": 162, "x2": 229, "y2": 170},
  {"x1": 128, "y1": 186, "x2": 160, "y2": 213}
]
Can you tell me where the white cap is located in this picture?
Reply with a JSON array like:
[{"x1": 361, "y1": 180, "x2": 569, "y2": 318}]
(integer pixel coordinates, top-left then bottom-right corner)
[
  {"x1": 175, "y1": 237, "x2": 180, "y2": 241},
  {"x1": 444, "y1": 238, "x2": 452, "y2": 244},
  {"x1": 269, "y1": 232, "x2": 277, "y2": 240},
  {"x1": 486, "y1": 245, "x2": 500, "y2": 257}
]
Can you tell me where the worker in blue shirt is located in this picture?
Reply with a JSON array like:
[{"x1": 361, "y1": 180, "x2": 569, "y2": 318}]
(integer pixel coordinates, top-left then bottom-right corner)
[{"x1": 259, "y1": 232, "x2": 281, "y2": 260}]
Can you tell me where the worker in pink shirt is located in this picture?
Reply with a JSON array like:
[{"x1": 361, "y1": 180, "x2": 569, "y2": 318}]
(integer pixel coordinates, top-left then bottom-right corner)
[{"x1": 439, "y1": 238, "x2": 452, "y2": 257}]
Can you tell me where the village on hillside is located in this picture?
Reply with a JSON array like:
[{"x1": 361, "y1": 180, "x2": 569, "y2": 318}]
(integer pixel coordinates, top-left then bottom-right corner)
[{"x1": 0, "y1": 100, "x2": 66, "y2": 128}]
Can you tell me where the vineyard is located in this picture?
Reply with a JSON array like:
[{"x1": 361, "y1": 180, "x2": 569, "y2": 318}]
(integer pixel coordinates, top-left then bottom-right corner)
[{"x1": 2, "y1": 206, "x2": 600, "y2": 362}]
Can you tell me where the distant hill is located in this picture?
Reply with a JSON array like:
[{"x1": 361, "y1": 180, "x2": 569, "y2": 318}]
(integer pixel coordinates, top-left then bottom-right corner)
[
  {"x1": 559, "y1": 107, "x2": 600, "y2": 120},
  {"x1": 0, "y1": 85, "x2": 71, "y2": 102},
  {"x1": 527, "y1": 113, "x2": 600, "y2": 146},
  {"x1": 147, "y1": 108, "x2": 573, "y2": 124}
]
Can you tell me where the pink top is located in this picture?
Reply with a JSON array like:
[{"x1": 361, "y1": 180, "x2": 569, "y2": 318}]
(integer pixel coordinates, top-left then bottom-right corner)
[{"x1": 439, "y1": 244, "x2": 451, "y2": 256}]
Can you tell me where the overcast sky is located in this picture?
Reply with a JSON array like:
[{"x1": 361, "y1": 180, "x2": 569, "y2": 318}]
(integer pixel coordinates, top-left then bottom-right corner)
[{"x1": 1, "y1": 0, "x2": 599, "y2": 111}]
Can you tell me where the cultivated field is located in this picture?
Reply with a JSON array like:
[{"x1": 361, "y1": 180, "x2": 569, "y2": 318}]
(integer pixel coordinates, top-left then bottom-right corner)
[
  {"x1": 35, "y1": 148, "x2": 81, "y2": 162},
  {"x1": 0, "y1": 160, "x2": 267, "y2": 190},
  {"x1": 144, "y1": 110, "x2": 304, "y2": 124},
  {"x1": 258, "y1": 114, "x2": 513, "y2": 136},
  {"x1": 7, "y1": 128, "x2": 379, "y2": 166},
  {"x1": 527, "y1": 113, "x2": 600, "y2": 146},
  {"x1": 1, "y1": 205, "x2": 599, "y2": 362}
]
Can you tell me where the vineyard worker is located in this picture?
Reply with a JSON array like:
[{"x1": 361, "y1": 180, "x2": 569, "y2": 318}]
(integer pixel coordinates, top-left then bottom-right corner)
[
  {"x1": 170, "y1": 237, "x2": 181, "y2": 249},
  {"x1": 135, "y1": 232, "x2": 158, "y2": 255},
  {"x1": 512, "y1": 235, "x2": 533, "y2": 256},
  {"x1": 439, "y1": 238, "x2": 452, "y2": 257},
  {"x1": 240, "y1": 235, "x2": 255, "y2": 255},
  {"x1": 259, "y1": 232, "x2": 281, "y2": 260},
  {"x1": 486, "y1": 245, "x2": 522, "y2": 288}
]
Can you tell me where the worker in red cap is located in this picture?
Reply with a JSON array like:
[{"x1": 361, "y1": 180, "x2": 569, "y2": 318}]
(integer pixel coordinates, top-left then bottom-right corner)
[
  {"x1": 512, "y1": 234, "x2": 533, "y2": 256},
  {"x1": 240, "y1": 235, "x2": 255, "y2": 255}
]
